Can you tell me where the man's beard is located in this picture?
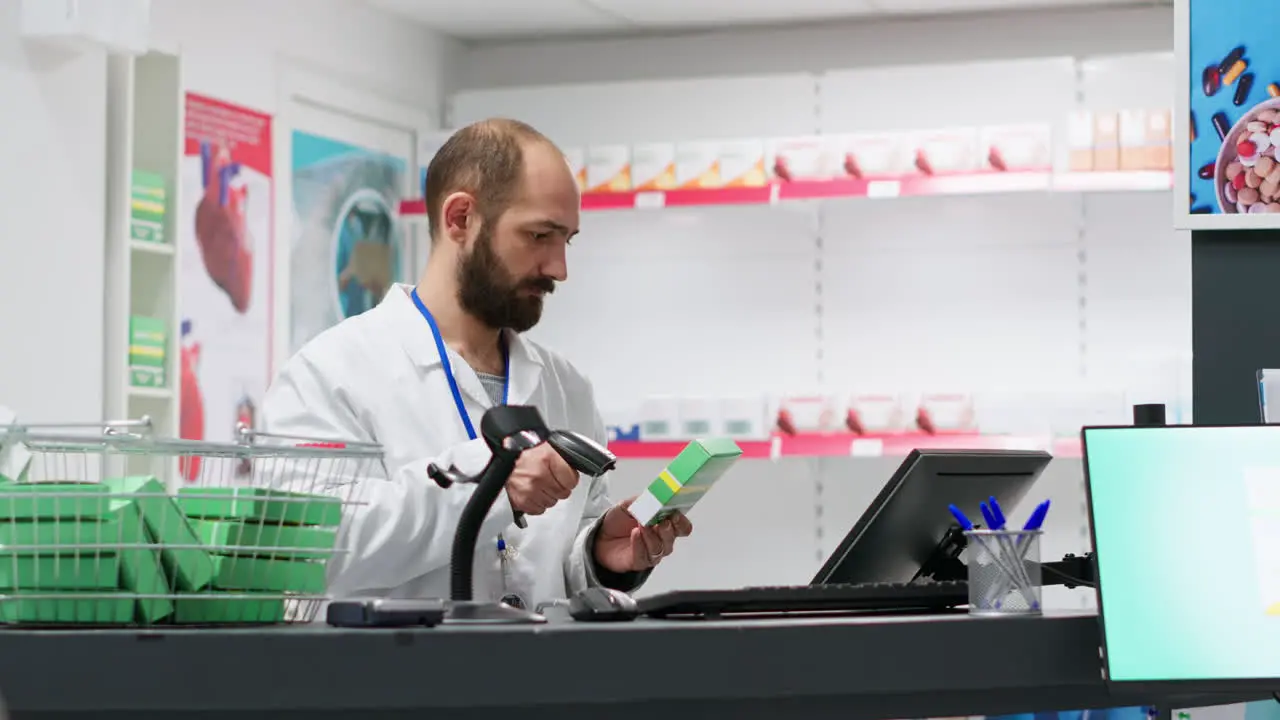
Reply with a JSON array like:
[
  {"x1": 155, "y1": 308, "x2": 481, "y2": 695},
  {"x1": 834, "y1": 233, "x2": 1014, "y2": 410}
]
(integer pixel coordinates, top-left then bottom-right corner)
[{"x1": 456, "y1": 223, "x2": 555, "y2": 333}]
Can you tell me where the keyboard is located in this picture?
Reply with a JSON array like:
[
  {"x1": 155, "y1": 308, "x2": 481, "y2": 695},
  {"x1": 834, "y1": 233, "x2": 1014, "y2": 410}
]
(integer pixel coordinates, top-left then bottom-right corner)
[{"x1": 637, "y1": 580, "x2": 969, "y2": 619}]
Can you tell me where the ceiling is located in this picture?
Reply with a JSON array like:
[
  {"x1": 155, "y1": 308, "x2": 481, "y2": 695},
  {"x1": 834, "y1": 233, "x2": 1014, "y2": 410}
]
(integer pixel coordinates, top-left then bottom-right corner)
[{"x1": 362, "y1": 0, "x2": 1168, "y2": 41}]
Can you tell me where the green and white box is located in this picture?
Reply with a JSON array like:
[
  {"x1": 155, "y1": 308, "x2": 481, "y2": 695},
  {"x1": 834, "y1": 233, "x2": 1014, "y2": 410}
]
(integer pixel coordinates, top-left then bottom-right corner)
[
  {"x1": 627, "y1": 438, "x2": 743, "y2": 527},
  {"x1": 129, "y1": 316, "x2": 166, "y2": 388},
  {"x1": 130, "y1": 170, "x2": 167, "y2": 244}
]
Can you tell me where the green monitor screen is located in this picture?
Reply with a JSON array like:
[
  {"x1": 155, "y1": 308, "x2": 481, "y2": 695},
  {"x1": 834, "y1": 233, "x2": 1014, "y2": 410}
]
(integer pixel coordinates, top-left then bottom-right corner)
[{"x1": 1083, "y1": 425, "x2": 1280, "y2": 685}]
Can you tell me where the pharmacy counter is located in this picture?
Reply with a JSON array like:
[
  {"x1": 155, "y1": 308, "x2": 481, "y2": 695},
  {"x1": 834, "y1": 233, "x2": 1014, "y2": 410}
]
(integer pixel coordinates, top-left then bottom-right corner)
[{"x1": 0, "y1": 610, "x2": 1259, "y2": 719}]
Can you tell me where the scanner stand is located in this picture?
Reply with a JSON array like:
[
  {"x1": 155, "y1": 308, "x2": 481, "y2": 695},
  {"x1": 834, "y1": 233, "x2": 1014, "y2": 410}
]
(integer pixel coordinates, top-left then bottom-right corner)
[
  {"x1": 426, "y1": 405, "x2": 619, "y2": 626},
  {"x1": 917, "y1": 526, "x2": 1095, "y2": 589}
]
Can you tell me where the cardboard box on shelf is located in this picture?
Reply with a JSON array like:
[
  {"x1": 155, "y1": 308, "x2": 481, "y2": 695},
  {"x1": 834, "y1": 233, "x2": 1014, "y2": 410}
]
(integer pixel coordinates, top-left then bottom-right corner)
[
  {"x1": 676, "y1": 397, "x2": 718, "y2": 438},
  {"x1": 843, "y1": 394, "x2": 907, "y2": 434},
  {"x1": 563, "y1": 147, "x2": 587, "y2": 191},
  {"x1": 130, "y1": 169, "x2": 167, "y2": 244},
  {"x1": 767, "y1": 136, "x2": 837, "y2": 183},
  {"x1": 717, "y1": 397, "x2": 771, "y2": 440},
  {"x1": 911, "y1": 128, "x2": 980, "y2": 176},
  {"x1": 1118, "y1": 109, "x2": 1149, "y2": 172},
  {"x1": 128, "y1": 315, "x2": 166, "y2": 388},
  {"x1": 630, "y1": 143, "x2": 677, "y2": 191},
  {"x1": 915, "y1": 393, "x2": 977, "y2": 434},
  {"x1": 585, "y1": 145, "x2": 631, "y2": 193},
  {"x1": 674, "y1": 142, "x2": 721, "y2": 189},
  {"x1": 1093, "y1": 112, "x2": 1120, "y2": 171},
  {"x1": 839, "y1": 133, "x2": 910, "y2": 178},
  {"x1": 776, "y1": 396, "x2": 837, "y2": 435},
  {"x1": 718, "y1": 139, "x2": 768, "y2": 188},
  {"x1": 980, "y1": 124, "x2": 1053, "y2": 172},
  {"x1": 1067, "y1": 111, "x2": 1096, "y2": 172},
  {"x1": 637, "y1": 397, "x2": 681, "y2": 440},
  {"x1": 1145, "y1": 109, "x2": 1173, "y2": 170}
]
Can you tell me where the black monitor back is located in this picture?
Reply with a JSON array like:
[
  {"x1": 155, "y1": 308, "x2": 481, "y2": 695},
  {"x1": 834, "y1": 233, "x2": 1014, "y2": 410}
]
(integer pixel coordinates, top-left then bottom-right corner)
[{"x1": 811, "y1": 449, "x2": 1052, "y2": 586}]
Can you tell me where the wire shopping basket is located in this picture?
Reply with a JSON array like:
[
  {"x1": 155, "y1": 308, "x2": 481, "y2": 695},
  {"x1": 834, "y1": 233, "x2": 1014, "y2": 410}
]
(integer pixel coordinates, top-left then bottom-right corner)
[{"x1": 0, "y1": 417, "x2": 381, "y2": 627}]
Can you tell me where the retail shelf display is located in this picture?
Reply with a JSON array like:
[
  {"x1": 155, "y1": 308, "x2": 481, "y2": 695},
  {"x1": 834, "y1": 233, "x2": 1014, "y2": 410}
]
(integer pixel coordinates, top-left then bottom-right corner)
[
  {"x1": 608, "y1": 432, "x2": 1083, "y2": 461},
  {"x1": 103, "y1": 51, "x2": 183, "y2": 445}
]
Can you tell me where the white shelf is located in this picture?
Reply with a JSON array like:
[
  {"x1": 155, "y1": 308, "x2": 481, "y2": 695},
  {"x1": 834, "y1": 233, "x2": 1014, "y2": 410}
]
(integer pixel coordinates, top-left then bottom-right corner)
[
  {"x1": 104, "y1": 51, "x2": 182, "y2": 448},
  {"x1": 129, "y1": 240, "x2": 174, "y2": 256},
  {"x1": 128, "y1": 385, "x2": 173, "y2": 401}
]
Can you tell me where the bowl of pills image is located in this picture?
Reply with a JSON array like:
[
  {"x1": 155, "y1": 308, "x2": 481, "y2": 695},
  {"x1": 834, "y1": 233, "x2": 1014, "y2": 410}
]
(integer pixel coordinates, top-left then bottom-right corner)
[{"x1": 1214, "y1": 97, "x2": 1280, "y2": 214}]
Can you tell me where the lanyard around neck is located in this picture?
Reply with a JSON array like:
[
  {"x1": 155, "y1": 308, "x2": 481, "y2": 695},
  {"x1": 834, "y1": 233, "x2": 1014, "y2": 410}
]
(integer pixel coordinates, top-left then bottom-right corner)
[{"x1": 410, "y1": 288, "x2": 509, "y2": 441}]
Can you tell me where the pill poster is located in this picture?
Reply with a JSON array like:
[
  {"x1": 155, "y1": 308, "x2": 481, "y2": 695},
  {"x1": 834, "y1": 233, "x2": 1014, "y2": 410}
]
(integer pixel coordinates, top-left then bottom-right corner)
[
  {"x1": 1187, "y1": 0, "x2": 1280, "y2": 216},
  {"x1": 289, "y1": 131, "x2": 408, "y2": 355},
  {"x1": 178, "y1": 93, "x2": 274, "y2": 465}
]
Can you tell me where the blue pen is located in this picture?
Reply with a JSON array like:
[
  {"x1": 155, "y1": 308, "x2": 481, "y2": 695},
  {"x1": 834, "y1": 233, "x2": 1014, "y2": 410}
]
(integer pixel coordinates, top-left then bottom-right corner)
[
  {"x1": 948, "y1": 504, "x2": 975, "y2": 530},
  {"x1": 980, "y1": 502, "x2": 999, "y2": 531},
  {"x1": 989, "y1": 496, "x2": 1008, "y2": 530}
]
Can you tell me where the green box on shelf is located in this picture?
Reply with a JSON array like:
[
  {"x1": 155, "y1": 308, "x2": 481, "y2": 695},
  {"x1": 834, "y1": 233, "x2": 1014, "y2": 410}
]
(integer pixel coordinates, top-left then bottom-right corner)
[
  {"x1": 627, "y1": 437, "x2": 744, "y2": 527},
  {"x1": 128, "y1": 316, "x2": 166, "y2": 389},
  {"x1": 178, "y1": 487, "x2": 343, "y2": 527},
  {"x1": 0, "y1": 593, "x2": 135, "y2": 625},
  {"x1": 129, "y1": 169, "x2": 167, "y2": 244},
  {"x1": 102, "y1": 476, "x2": 214, "y2": 592},
  {"x1": 210, "y1": 555, "x2": 326, "y2": 594},
  {"x1": 0, "y1": 482, "x2": 114, "y2": 520},
  {"x1": 190, "y1": 519, "x2": 337, "y2": 560},
  {"x1": 173, "y1": 594, "x2": 286, "y2": 624}
]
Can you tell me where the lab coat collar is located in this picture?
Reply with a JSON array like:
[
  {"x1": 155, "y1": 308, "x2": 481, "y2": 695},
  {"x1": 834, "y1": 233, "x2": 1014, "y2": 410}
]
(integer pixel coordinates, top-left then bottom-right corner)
[{"x1": 382, "y1": 284, "x2": 544, "y2": 407}]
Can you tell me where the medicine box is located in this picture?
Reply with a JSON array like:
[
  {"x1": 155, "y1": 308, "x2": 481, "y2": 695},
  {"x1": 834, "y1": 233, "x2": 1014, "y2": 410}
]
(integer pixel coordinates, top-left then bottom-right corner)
[
  {"x1": 0, "y1": 554, "x2": 120, "y2": 590},
  {"x1": 129, "y1": 169, "x2": 167, "y2": 244},
  {"x1": 1093, "y1": 112, "x2": 1120, "y2": 171},
  {"x1": 912, "y1": 128, "x2": 980, "y2": 175},
  {"x1": 627, "y1": 438, "x2": 743, "y2": 527},
  {"x1": 674, "y1": 142, "x2": 721, "y2": 189},
  {"x1": 562, "y1": 147, "x2": 587, "y2": 192},
  {"x1": 767, "y1": 136, "x2": 836, "y2": 183},
  {"x1": 0, "y1": 481, "x2": 114, "y2": 519},
  {"x1": 980, "y1": 124, "x2": 1052, "y2": 172},
  {"x1": 1067, "y1": 111, "x2": 1096, "y2": 172},
  {"x1": 128, "y1": 315, "x2": 166, "y2": 388},
  {"x1": 1118, "y1": 109, "x2": 1149, "y2": 172},
  {"x1": 1145, "y1": 109, "x2": 1172, "y2": 170},
  {"x1": 0, "y1": 593, "x2": 135, "y2": 625},
  {"x1": 630, "y1": 143, "x2": 677, "y2": 191},
  {"x1": 190, "y1": 519, "x2": 337, "y2": 560},
  {"x1": 177, "y1": 486, "x2": 343, "y2": 527},
  {"x1": 585, "y1": 145, "x2": 631, "y2": 193},
  {"x1": 841, "y1": 133, "x2": 910, "y2": 178},
  {"x1": 718, "y1": 140, "x2": 767, "y2": 188},
  {"x1": 210, "y1": 555, "x2": 327, "y2": 594},
  {"x1": 110, "y1": 502, "x2": 174, "y2": 622},
  {"x1": 103, "y1": 476, "x2": 214, "y2": 592}
]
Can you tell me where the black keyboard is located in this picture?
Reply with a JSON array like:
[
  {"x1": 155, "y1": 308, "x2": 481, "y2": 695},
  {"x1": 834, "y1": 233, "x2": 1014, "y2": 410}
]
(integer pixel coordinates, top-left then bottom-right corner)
[{"x1": 637, "y1": 580, "x2": 968, "y2": 619}]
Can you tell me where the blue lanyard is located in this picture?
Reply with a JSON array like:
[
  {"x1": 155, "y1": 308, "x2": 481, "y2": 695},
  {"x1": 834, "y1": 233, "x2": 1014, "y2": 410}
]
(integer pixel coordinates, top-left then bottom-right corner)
[{"x1": 410, "y1": 288, "x2": 509, "y2": 441}]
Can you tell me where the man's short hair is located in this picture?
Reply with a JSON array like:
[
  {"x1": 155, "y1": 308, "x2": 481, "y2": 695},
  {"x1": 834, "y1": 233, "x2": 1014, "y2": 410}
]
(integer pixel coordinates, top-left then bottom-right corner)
[{"x1": 423, "y1": 118, "x2": 556, "y2": 241}]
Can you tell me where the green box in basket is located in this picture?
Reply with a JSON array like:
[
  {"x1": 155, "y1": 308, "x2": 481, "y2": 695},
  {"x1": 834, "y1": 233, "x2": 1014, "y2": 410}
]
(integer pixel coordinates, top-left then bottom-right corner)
[
  {"x1": 173, "y1": 594, "x2": 286, "y2": 624},
  {"x1": 108, "y1": 503, "x2": 174, "y2": 623},
  {"x1": 0, "y1": 592, "x2": 135, "y2": 625},
  {"x1": 129, "y1": 315, "x2": 166, "y2": 389},
  {"x1": 129, "y1": 169, "x2": 167, "y2": 244},
  {"x1": 102, "y1": 476, "x2": 213, "y2": 592},
  {"x1": 178, "y1": 487, "x2": 342, "y2": 527},
  {"x1": 626, "y1": 437, "x2": 744, "y2": 527},
  {"x1": 0, "y1": 555, "x2": 119, "y2": 590},
  {"x1": 0, "y1": 482, "x2": 114, "y2": 520},
  {"x1": 190, "y1": 519, "x2": 337, "y2": 560},
  {"x1": 209, "y1": 555, "x2": 327, "y2": 594}
]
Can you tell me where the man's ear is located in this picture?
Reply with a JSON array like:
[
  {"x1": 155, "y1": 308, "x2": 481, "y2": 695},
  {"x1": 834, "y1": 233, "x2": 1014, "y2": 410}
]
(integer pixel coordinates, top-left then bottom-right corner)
[{"x1": 440, "y1": 192, "x2": 476, "y2": 243}]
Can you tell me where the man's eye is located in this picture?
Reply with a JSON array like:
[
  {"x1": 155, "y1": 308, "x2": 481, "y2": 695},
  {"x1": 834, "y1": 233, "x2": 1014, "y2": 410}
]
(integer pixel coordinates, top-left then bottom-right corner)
[{"x1": 529, "y1": 231, "x2": 549, "y2": 241}]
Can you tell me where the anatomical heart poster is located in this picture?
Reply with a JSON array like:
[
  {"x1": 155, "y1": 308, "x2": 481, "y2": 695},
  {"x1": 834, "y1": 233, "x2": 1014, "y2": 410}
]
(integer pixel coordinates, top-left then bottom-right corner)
[
  {"x1": 179, "y1": 93, "x2": 274, "y2": 480},
  {"x1": 289, "y1": 131, "x2": 407, "y2": 354}
]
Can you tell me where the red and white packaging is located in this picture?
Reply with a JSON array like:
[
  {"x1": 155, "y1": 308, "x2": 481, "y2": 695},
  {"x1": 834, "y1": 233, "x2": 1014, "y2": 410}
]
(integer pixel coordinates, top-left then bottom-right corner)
[
  {"x1": 911, "y1": 129, "x2": 980, "y2": 176},
  {"x1": 838, "y1": 133, "x2": 910, "y2": 179},
  {"x1": 766, "y1": 136, "x2": 838, "y2": 183},
  {"x1": 980, "y1": 124, "x2": 1053, "y2": 172},
  {"x1": 775, "y1": 396, "x2": 837, "y2": 435},
  {"x1": 843, "y1": 394, "x2": 907, "y2": 435},
  {"x1": 915, "y1": 393, "x2": 978, "y2": 434}
]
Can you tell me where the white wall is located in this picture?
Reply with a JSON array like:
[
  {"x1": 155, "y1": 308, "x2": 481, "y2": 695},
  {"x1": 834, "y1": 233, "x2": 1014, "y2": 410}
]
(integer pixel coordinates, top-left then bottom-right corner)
[
  {"x1": 0, "y1": 2, "x2": 109, "y2": 423},
  {"x1": 0, "y1": 0, "x2": 456, "y2": 424},
  {"x1": 459, "y1": 5, "x2": 1173, "y2": 90}
]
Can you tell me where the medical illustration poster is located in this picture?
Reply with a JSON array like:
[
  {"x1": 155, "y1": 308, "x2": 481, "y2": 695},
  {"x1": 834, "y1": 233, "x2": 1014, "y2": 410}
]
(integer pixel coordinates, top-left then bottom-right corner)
[
  {"x1": 1187, "y1": 0, "x2": 1280, "y2": 216},
  {"x1": 289, "y1": 131, "x2": 408, "y2": 354},
  {"x1": 178, "y1": 93, "x2": 274, "y2": 481}
]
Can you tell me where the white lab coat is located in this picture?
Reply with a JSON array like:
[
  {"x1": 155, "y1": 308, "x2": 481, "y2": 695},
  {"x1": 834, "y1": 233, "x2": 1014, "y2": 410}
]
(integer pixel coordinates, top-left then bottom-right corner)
[{"x1": 261, "y1": 283, "x2": 642, "y2": 608}]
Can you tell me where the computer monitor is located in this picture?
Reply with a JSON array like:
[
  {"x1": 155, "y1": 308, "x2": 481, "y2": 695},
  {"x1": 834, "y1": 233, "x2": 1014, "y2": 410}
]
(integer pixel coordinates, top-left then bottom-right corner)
[
  {"x1": 812, "y1": 449, "x2": 1051, "y2": 586},
  {"x1": 1083, "y1": 425, "x2": 1280, "y2": 689}
]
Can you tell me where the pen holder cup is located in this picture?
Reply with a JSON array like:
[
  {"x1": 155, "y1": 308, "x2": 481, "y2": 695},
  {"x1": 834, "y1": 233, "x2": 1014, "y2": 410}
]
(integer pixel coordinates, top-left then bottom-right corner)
[{"x1": 963, "y1": 529, "x2": 1043, "y2": 617}]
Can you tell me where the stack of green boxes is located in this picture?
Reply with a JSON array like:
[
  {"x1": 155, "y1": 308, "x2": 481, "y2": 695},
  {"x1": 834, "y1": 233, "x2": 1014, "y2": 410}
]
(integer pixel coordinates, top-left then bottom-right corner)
[
  {"x1": 0, "y1": 478, "x2": 341, "y2": 626},
  {"x1": 175, "y1": 485, "x2": 341, "y2": 624},
  {"x1": 130, "y1": 170, "x2": 167, "y2": 245}
]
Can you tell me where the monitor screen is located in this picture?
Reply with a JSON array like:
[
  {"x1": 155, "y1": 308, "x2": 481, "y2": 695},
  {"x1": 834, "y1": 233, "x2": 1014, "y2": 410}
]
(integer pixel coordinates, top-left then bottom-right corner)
[
  {"x1": 1084, "y1": 425, "x2": 1280, "y2": 686},
  {"x1": 1177, "y1": 0, "x2": 1280, "y2": 228}
]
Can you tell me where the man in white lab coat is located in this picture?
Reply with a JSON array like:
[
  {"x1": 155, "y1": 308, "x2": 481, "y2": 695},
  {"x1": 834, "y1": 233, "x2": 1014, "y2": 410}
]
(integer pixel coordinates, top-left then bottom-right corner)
[{"x1": 262, "y1": 118, "x2": 692, "y2": 609}]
